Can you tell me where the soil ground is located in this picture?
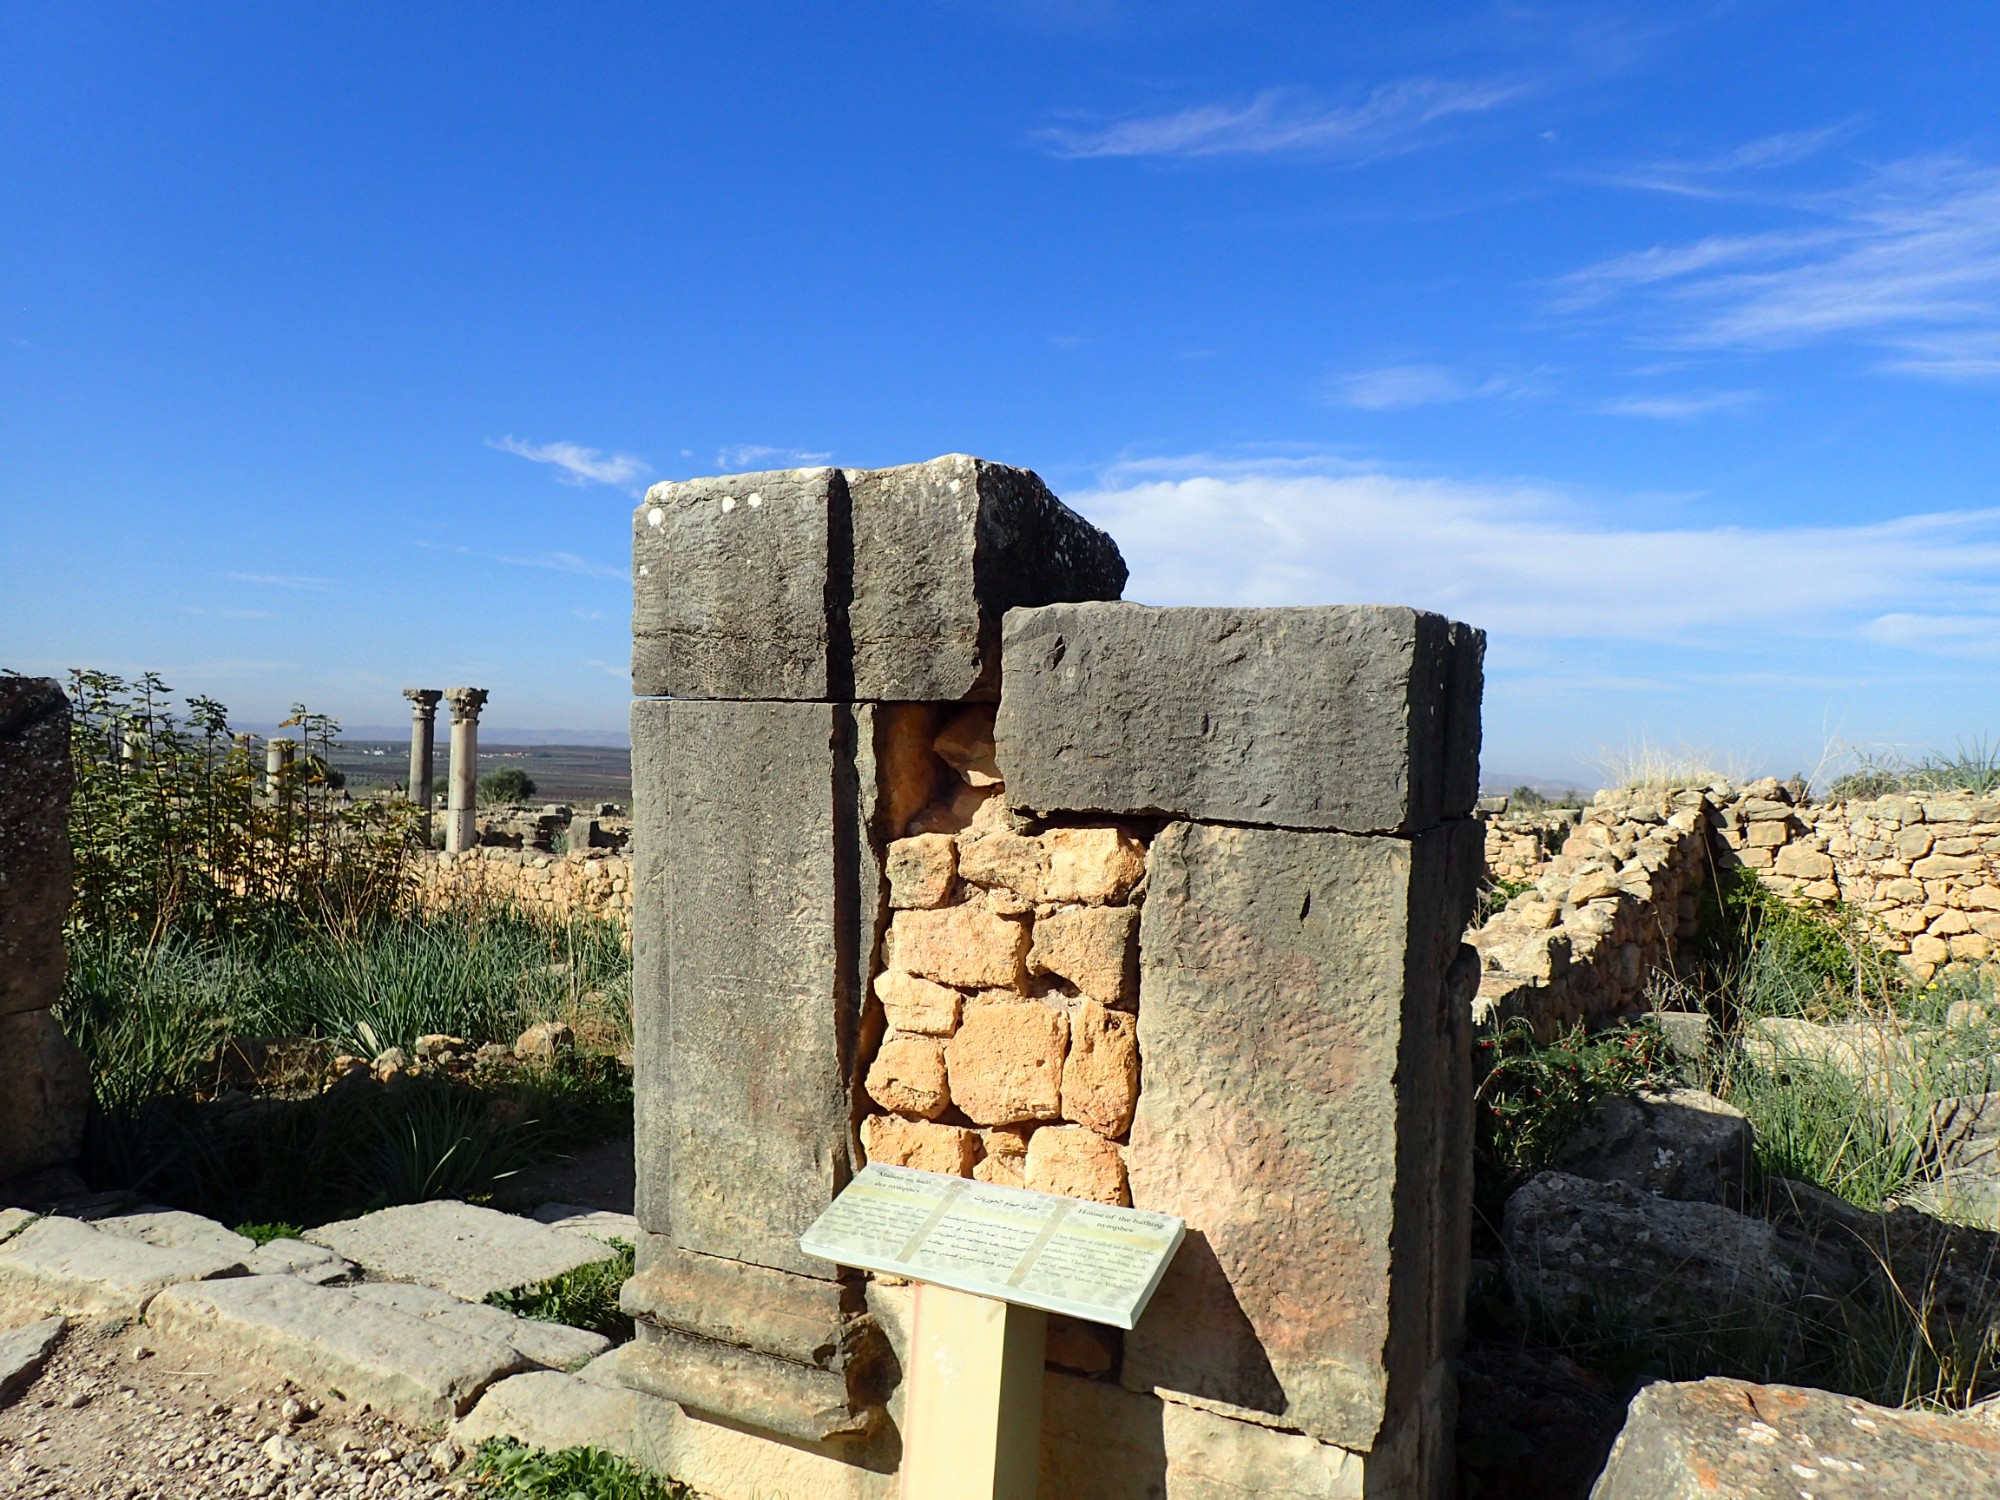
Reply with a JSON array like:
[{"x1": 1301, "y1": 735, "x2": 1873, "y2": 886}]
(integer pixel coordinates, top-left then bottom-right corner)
[
  {"x1": 0, "y1": 1316, "x2": 469, "y2": 1500},
  {"x1": 489, "y1": 1135, "x2": 635, "y2": 1217}
]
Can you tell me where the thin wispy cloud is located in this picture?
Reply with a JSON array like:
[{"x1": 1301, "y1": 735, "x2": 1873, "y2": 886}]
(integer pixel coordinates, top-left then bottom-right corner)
[
  {"x1": 1596, "y1": 389, "x2": 1761, "y2": 419},
  {"x1": 1557, "y1": 155, "x2": 2000, "y2": 376},
  {"x1": 184, "y1": 606, "x2": 279, "y2": 619},
  {"x1": 1326, "y1": 363, "x2": 1548, "y2": 411},
  {"x1": 1038, "y1": 77, "x2": 1527, "y2": 161},
  {"x1": 225, "y1": 573, "x2": 336, "y2": 592},
  {"x1": 416, "y1": 540, "x2": 626, "y2": 582},
  {"x1": 1604, "y1": 123, "x2": 1862, "y2": 198},
  {"x1": 1070, "y1": 456, "x2": 2000, "y2": 655},
  {"x1": 715, "y1": 444, "x2": 834, "y2": 471},
  {"x1": 490, "y1": 435, "x2": 650, "y2": 489}
]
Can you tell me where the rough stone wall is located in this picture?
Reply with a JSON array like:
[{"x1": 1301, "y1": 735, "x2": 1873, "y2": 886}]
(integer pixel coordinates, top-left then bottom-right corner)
[
  {"x1": 856, "y1": 704, "x2": 1149, "y2": 1211},
  {"x1": 1470, "y1": 778, "x2": 2000, "y2": 1031},
  {"x1": 0, "y1": 677, "x2": 88, "y2": 1187},
  {"x1": 410, "y1": 849, "x2": 632, "y2": 925}
]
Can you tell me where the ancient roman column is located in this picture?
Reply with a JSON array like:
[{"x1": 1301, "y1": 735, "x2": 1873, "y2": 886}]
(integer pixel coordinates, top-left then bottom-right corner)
[
  {"x1": 402, "y1": 689, "x2": 443, "y2": 844},
  {"x1": 265, "y1": 738, "x2": 296, "y2": 805},
  {"x1": 442, "y1": 688, "x2": 488, "y2": 854}
]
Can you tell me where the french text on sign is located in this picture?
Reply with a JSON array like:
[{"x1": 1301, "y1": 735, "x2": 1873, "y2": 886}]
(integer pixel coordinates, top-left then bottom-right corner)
[{"x1": 799, "y1": 1163, "x2": 1185, "y2": 1329}]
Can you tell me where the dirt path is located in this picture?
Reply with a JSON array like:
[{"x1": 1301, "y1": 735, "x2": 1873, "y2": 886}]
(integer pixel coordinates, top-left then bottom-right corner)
[{"x1": 0, "y1": 1317, "x2": 470, "y2": 1500}]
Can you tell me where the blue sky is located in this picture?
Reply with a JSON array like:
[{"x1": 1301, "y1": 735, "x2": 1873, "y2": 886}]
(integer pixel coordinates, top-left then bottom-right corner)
[{"x1": 4, "y1": 3, "x2": 1999, "y2": 783}]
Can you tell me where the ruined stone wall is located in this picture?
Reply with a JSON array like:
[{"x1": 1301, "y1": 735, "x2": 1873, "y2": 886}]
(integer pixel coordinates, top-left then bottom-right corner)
[
  {"x1": 0, "y1": 677, "x2": 88, "y2": 1190},
  {"x1": 1470, "y1": 779, "x2": 2000, "y2": 1032},
  {"x1": 410, "y1": 848, "x2": 632, "y2": 926},
  {"x1": 617, "y1": 455, "x2": 1488, "y2": 1500}
]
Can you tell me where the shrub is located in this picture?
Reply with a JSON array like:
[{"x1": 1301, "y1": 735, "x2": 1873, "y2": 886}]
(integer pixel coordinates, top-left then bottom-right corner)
[
  {"x1": 469, "y1": 1440, "x2": 694, "y2": 1499},
  {"x1": 479, "y1": 767, "x2": 537, "y2": 805}
]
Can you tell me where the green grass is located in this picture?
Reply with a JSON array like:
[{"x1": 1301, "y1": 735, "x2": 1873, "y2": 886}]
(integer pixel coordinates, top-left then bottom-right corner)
[
  {"x1": 488, "y1": 1241, "x2": 636, "y2": 1339},
  {"x1": 1825, "y1": 737, "x2": 2000, "y2": 801},
  {"x1": 232, "y1": 1221, "x2": 305, "y2": 1245},
  {"x1": 469, "y1": 1440, "x2": 694, "y2": 1500}
]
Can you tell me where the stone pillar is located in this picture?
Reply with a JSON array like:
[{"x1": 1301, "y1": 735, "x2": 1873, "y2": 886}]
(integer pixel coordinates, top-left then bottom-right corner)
[
  {"x1": 621, "y1": 458, "x2": 1125, "y2": 1460},
  {"x1": 995, "y1": 601, "x2": 1484, "y2": 1500},
  {"x1": 402, "y1": 689, "x2": 442, "y2": 844},
  {"x1": 0, "y1": 678, "x2": 88, "y2": 1191},
  {"x1": 265, "y1": 738, "x2": 296, "y2": 805},
  {"x1": 443, "y1": 688, "x2": 488, "y2": 854}
]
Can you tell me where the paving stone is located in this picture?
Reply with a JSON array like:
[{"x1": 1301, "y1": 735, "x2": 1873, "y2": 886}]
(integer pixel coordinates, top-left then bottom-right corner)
[
  {"x1": 304, "y1": 1202, "x2": 617, "y2": 1302},
  {"x1": 94, "y1": 1209, "x2": 257, "y2": 1262},
  {"x1": 0, "y1": 1208, "x2": 36, "y2": 1243},
  {"x1": 349, "y1": 1281, "x2": 610, "y2": 1371},
  {"x1": 0, "y1": 1314, "x2": 63, "y2": 1407},
  {"x1": 147, "y1": 1274, "x2": 528, "y2": 1425},
  {"x1": 0, "y1": 1214, "x2": 248, "y2": 1317},
  {"x1": 1592, "y1": 1376, "x2": 2000, "y2": 1499},
  {"x1": 996, "y1": 601, "x2": 1480, "y2": 833},
  {"x1": 530, "y1": 1204, "x2": 642, "y2": 1244},
  {"x1": 245, "y1": 1237, "x2": 356, "y2": 1283}
]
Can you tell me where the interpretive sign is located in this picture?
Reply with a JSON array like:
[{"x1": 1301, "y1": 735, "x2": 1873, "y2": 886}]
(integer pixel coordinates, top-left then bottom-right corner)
[{"x1": 800, "y1": 1162, "x2": 1185, "y2": 1329}]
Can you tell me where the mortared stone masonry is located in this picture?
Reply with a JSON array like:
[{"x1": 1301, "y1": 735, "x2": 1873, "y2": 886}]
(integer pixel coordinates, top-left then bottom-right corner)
[{"x1": 619, "y1": 453, "x2": 1483, "y2": 1499}]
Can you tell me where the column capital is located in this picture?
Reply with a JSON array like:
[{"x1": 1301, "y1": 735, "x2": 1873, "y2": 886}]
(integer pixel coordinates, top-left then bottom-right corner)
[
  {"x1": 443, "y1": 687, "x2": 489, "y2": 724},
  {"x1": 403, "y1": 687, "x2": 443, "y2": 715}
]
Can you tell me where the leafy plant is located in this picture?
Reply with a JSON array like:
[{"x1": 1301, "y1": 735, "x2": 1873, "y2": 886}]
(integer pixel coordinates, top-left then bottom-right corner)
[
  {"x1": 488, "y1": 1241, "x2": 636, "y2": 1338},
  {"x1": 234, "y1": 1221, "x2": 305, "y2": 1245},
  {"x1": 480, "y1": 767, "x2": 538, "y2": 805},
  {"x1": 470, "y1": 1440, "x2": 693, "y2": 1500}
]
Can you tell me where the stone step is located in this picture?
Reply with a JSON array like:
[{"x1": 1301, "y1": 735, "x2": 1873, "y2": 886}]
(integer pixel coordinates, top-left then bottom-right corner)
[
  {"x1": 0, "y1": 1315, "x2": 64, "y2": 1407},
  {"x1": 146, "y1": 1274, "x2": 528, "y2": 1426},
  {"x1": 244, "y1": 1237, "x2": 355, "y2": 1284},
  {"x1": 305, "y1": 1201, "x2": 619, "y2": 1301},
  {"x1": 0, "y1": 1215, "x2": 248, "y2": 1318},
  {"x1": 349, "y1": 1281, "x2": 610, "y2": 1371},
  {"x1": 94, "y1": 1208, "x2": 256, "y2": 1262},
  {"x1": 530, "y1": 1203, "x2": 641, "y2": 1244}
]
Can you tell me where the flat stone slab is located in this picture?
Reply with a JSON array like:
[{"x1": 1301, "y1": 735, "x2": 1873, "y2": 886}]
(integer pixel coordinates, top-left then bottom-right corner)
[
  {"x1": 350, "y1": 1281, "x2": 609, "y2": 1371},
  {"x1": 0, "y1": 1215, "x2": 248, "y2": 1317},
  {"x1": 304, "y1": 1202, "x2": 618, "y2": 1301},
  {"x1": 530, "y1": 1204, "x2": 641, "y2": 1244},
  {"x1": 0, "y1": 1208, "x2": 36, "y2": 1244},
  {"x1": 0, "y1": 1314, "x2": 64, "y2": 1407},
  {"x1": 1592, "y1": 1376, "x2": 2000, "y2": 1498},
  {"x1": 245, "y1": 1238, "x2": 355, "y2": 1284},
  {"x1": 146, "y1": 1274, "x2": 527, "y2": 1426},
  {"x1": 95, "y1": 1209, "x2": 256, "y2": 1262}
]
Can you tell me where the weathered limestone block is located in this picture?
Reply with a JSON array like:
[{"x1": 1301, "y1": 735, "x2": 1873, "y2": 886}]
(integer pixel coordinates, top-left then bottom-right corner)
[
  {"x1": 955, "y1": 827, "x2": 1047, "y2": 899},
  {"x1": 0, "y1": 678, "x2": 71, "y2": 1018},
  {"x1": 933, "y1": 704, "x2": 1000, "y2": 786},
  {"x1": 1590, "y1": 1377, "x2": 2000, "y2": 1500},
  {"x1": 0, "y1": 1315, "x2": 63, "y2": 1407},
  {"x1": 630, "y1": 699, "x2": 868, "y2": 1278},
  {"x1": 1060, "y1": 1001, "x2": 1140, "y2": 1137},
  {"x1": 864, "y1": 1035, "x2": 951, "y2": 1119},
  {"x1": 973, "y1": 1127, "x2": 1030, "y2": 1187},
  {"x1": 305, "y1": 1202, "x2": 618, "y2": 1302},
  {"x1": 1549, "y1": 1089, "x2": 1754, "y2": 1206},
  {"x1": 945, "y1": 1002, "x2": 1068, "y2": 1125},
  {"x1": 1029, "y1": 904, "x2": 1138, "y2": 1004},
  {"x1": 888, "y1": 903, "x2": 1029, "y2": 989},
  {"x1": 996, "y1": 603, "x2": 1482, "y2": 833},
  {"x1": 0, "y1": 1010, "x2": 88, "y2": 1181},
  {"x1": 0, "y1": 1215, "x2": 247, "y2": 1318},
  {"x1": 884, "y1": 833, "x2": 956, "y2": 909},
  {"x1": 844, "y1": 456, "x2": 1127, "y2": 701},
  {"x1": 1025, "y1": 1125, "x2": 1128, "y2": 1205},
  {"x1": 858, "y1": 1114, "x2": 978, "y2": 1176},
  {"x1": 632, "y1": 467, "x2": 843, "y2": 700},
  {"x1": 872, "y1": 969, "x2": 960, "y2": 1036},
  {"x1": 1042, "y1": 826, "x2": 1147, "y2": 903},
  {"x1": 1123, "y1": 819, "x2": 1481, "y2": 1452},
  {"x1": 621, "y1": 1241, "x2": 851, "y2": 1370}
]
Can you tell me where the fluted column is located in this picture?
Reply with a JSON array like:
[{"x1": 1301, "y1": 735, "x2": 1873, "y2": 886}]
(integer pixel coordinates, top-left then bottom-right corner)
[
  {"x1": 443, "y1": 688, "x2": 488, "y2": 854},
  {"x1": 402, "y1": 689, "x2": 442, "y2": 844}
]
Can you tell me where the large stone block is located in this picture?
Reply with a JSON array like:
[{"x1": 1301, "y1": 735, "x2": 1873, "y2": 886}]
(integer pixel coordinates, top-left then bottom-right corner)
[
  {"x1": 1122, "y1": 819, "x2": 1481, "y2": 1452},
  {"x1": 631, "y1": 699, "x2": 866, "y2": 1277},
  {"x1": 0, "y1": 678, "x2": 71, "y2": 1019},
  {"x1": 1590, "y1": 1377, "x2": 2000, "y2": 1500},
  {"x1": 844, "y1": 455, "x2": 1127, "y2": 702},
  {"x1": 632, "y1": 457, "x2": 1125, "y2": 703},
  {"x1": 0, "y1": 1010, "x2": 88, "y2": 1181},
  {"x1": 632, "y1": 467, "x2": 843, "y2": 701},
  {"x1": 996, "y1": 603, "x2": 1482, "y2": 833}
]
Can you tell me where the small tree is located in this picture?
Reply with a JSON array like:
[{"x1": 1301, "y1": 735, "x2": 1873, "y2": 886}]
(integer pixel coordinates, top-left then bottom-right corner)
[{"x1": 479, "y1": 767, "x2": 536, "y2": 805}]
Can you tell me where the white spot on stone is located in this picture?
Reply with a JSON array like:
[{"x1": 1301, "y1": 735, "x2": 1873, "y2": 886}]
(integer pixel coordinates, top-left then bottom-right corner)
[
  {"x1": 638, "y1": 565, "x2": 650, "y2": 576},
  {"x1": 646, "y1": 507, "x2": 664, "y2": 528},
  {"x1": 747, "y1": 494, "x2": 762, "y2": 508},
  {"x1": 947, "y1": 479, "x2": 962, "y2": 494},
  {"x1": 721, "y1": 496, "x2": 736, "y2": 513}
]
